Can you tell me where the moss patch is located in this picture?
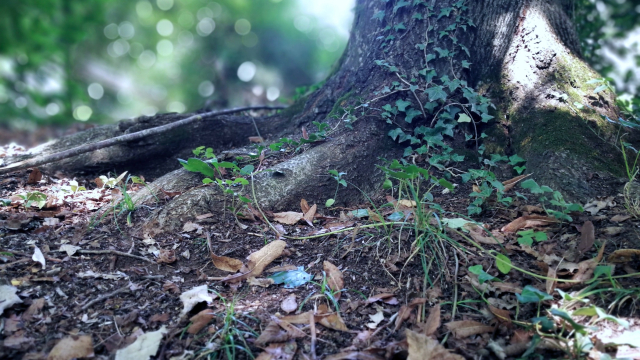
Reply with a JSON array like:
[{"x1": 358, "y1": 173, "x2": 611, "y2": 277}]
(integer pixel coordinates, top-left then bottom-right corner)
[
  {"x1": 510, "y1": 107, "x2": 624, "y2": 176},
  {"x1": 328, "y1": 90, "x2": 354, "y2": 119}
]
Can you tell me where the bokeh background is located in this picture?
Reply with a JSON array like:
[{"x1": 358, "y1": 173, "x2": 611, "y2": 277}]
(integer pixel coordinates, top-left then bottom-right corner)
[{"x1": 0, "y1": 0, "x2": 638, "y2": 144}]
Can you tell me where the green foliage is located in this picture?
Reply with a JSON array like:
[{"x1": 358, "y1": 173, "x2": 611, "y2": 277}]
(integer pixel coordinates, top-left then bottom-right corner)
[
  {"x1": 517, "y1": 229, "x2": 547, "y2": 247},
  {"x1": 17, "y1": 191, "x2": 47, "y2": 209},
  {"x1": 326, "y1": 170, "x2": 347, "y2": 207},
  {"x1": 0, "y1": 0, "x2": 346, "y2": 126},
  {"x1": 180, "y1": 147, "x2": 253, "y2": 214},
  {"x1": 520, "y1": 179, "x2": 584, "y2": 221}
]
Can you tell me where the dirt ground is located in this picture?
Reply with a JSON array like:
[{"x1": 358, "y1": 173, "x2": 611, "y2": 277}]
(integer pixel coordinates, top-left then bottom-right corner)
[{"x1": 1, "y1": 141, "x2": 640, "y2": 360}]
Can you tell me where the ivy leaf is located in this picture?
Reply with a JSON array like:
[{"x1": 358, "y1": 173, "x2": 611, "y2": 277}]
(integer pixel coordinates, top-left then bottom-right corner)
[
  {"x1": 461, "y1": 60, "x2": 471, "y2": 68},
  {"x1": 459, "y1": 44, "x2": 470, "y2": 57},
  {"x1": 396, "y1": 99, "x2": 412, "y2": 112},
  {"x1": 438, "y1": 7, "x2": 453, "y2": 19},
  {"x1": 388, "y1": 128, "x2": 405, "y2": 141},
  {"x1": 481, "y1": 113, "x2": 494, "y2": 123},
  {"x1": 425, "y1": 53, "x2": 436, "y2": 63},
  {"x1": 508, "y1": 154, "x2": 526, "y2": 165},
  {"x1": 434, "y1": 47, "x2": 450, "y2": 58},
  {"x1": 372, "y1": 10, "x2": 385, "y2": 21},
  {"x1": 404, "y1": 108, "x2": 422, "y2": 123},
  {"x1": 495, "y1": 254, "x2": 512, "y2": 274},
  {"x1": 416, "y1": 43, "x2": 425, "y2": 50},
  {"x1": 393, "y1": 0, "x2": 410, "y2": 14},
  {"x1": 181, "y1": 158, "x2": 216, "y2": 178},
  {"x1": 457, "y1": 114, "x2": 472, "y2": 123},
  {"x1": 393, "y1": 22, "x2": 406, "y2": 31},
  {"x1": 424, "y1": 85, "x2": 448, "y2": 102},
  {"x1": 517, "y1": 285, "x2": 553, "y2": 304},
  {"x1": 412, "y1": 12, "x2": 423, "y2": 20}
]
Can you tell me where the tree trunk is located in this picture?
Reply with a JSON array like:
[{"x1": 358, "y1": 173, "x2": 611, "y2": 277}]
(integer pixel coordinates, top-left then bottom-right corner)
[{"x1": 4, "y1": 0, "x2": 635, "y2": 232}]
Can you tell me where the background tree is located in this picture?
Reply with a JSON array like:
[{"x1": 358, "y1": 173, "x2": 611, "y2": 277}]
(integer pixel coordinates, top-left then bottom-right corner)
[{"x1": 0, "y1": 0, "x2": 349, "y2": 127}]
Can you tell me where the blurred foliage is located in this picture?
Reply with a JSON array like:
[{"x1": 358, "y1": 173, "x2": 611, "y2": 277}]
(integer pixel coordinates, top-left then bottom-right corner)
[
  {"x1": 0, "y1": 0, "x2": 638, "y2": 129},
  {"x1": 573, "y1": 0, "x2": 640, "y2": 117},
  {"x1": 0, "y1": 0, "x2": 350, "y2": 127}
]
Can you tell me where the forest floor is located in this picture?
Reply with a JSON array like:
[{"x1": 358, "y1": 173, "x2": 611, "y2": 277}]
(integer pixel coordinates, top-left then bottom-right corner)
[{"x1": 1, "y1": 141, "x2": 640, "y2": 360}]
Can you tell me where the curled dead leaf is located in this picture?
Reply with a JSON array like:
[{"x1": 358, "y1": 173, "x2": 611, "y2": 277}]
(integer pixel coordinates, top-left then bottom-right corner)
[
  {"x1": 501, "y1": 215, "x2": 558, "y2": 233},
  {"x1": 323, "y1": 261, "x2": 344, "y2": 300},
  {"x1": 406, "y1": 329, "x2": 464, "y2": 360},
  {"x1": 445, "y1": 320, "x2": 494, "y2": 338},
  {"x1": 273, "y1": 212, "x2": 303, "y2": 225}
]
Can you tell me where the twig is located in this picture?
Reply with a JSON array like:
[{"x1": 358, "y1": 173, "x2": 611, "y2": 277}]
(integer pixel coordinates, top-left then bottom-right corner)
[
  {"x1": 54, "y1": 249, "x2": 154, "y2": 263},
  {"x1": 80, "y1": 280, "x2": 148, "y2": 310},
  {"x1": 309, "y1": 311, "x2": 317, "y2": 360},
  {"x1": 0, "y1": 105, "x2": 286, "y2": 175},
  {"x1": 395, "y1": 72, "x2": 427, "y2": 120}
]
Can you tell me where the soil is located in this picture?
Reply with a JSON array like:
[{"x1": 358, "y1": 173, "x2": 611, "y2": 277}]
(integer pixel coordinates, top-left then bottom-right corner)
[{"x1": 1, "y1": 142, "x2": 640, "y2": 360}]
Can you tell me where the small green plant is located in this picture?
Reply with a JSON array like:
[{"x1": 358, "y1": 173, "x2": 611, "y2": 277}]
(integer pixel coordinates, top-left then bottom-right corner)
[
  {"x1": 520, "y1": 179, "x2": 583, "y2": 222},
  {"x1": 17, "y1": 191, "x2": 47, "y2": 209},
  {"x1": 325, "y1": 169, "x2": 347, "y2": 207},
  {"x1": 198, "y1": 292, "x2": 257, "y2": 360},
  {"x1": 461, "y1": 169, "x2": 512, "y2": 215},
  {"x1": 61, "y1": 180, "x2": 86, "y2": 194},
  {"x1": 97, "y1": 171, "x2": 128, "y2": 189},
  {"x1": 517, "y1": 229, "x2": 547, "y2": 246},
  {"x1": 180, "y1": 149, "x2": 253, "y2": 216},
  {"x1": 113, "y1": 176, "x2": 139, "y2": 227}
]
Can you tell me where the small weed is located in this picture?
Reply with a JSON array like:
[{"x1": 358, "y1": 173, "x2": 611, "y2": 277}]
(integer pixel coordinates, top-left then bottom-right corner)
[
  {"x1": 325, "y1": 170, "x2": 347, "y2": 207},
  {"x1": 197, "y1": 292, "x2": 257, "y2": 360},
  {"x1": 520, "y1": 179, "x2": 583, "y2": 222},
  {"x1": 17, "y1": 191, "x2": 47, "y2": 209}
]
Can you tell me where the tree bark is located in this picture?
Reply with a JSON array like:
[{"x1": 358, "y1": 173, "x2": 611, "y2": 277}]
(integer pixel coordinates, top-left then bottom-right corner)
[{"x1": 4, "y1": 0, "x2": 635, "y2": 232}]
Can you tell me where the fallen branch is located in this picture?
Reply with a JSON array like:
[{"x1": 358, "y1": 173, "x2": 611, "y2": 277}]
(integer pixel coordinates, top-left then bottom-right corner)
[
  {"x1": 0, "y1": 105, "x2": 286, "y2": 175},
  {"x1": 80, "y1": 280, "x2": 150, "y2": 310},
  {"x1": 54, "y1": 249, "x2": 155, "y2": 263}
]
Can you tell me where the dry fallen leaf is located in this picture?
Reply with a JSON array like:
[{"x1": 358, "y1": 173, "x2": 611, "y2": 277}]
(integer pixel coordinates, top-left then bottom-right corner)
[
  {"x1": 47, "y1": 335, "x2": 94, "y2": 360},
  {"x1": 115, "y1": 326, "x2": 167, "y2": 360},
  {"x1": 32, "y1": 246, "x2": 45, "y2": 269},
  {"x1": 246, "y1": 240, "x2": 286, "y2": 277},
  {"x1": 417, "y1": 303, "x2": 441, "y2": 336},
  {"x1": 255, "y1": 317, "x2": 305, "y2": 347},
  {"x1": 273, "y1": 212, "x2": 303, "y2": 225},
  {"x1": 610, "y1": 214, "x2": 631, "y2": 223},
  {"x1": 188, "y1": 309, "x2": 215, "y2": 334},
  {"x1": 445, "y1": 320, "x2": 494, "y2": 338},
  {"x1": 210, "y1": 253, "x2": 243, "y2": 273},
  {"x1": 179, "y1": 285, "x2": 215, "y2": 317},
  {"x1": 502, "y1": 174, "x2": 531, "y2": 192},
  {"x1": 398, "y1": 199, "x2": 417, "y2": 208},
  {"x1": 488, "y1": 305, "x2": 512, "y2": 324},
  {"x1": 464, "y1": 223, "x2": 503, "y2": 244},
  {"x1": 501, "y1": 215, "x2": 559, "y2": 233},
  {"x1": 247, "y1": 277, "x2": 275, "y2": 287},
  {"x1": 568, "y1": 241, "x2": 606, "y2": 286},
  {"x1": 255, "y1": 341, "x2": 297, "y2": 360},
  {"x1": 608, "y1": 249, "x2": 640, "y2": 264},
  {"x1": 406, "y1": 329, "x2": 464, "y2": 360},
  {"x1": 317, "y1": 303, "x2": 349, "y2": 331},
  {"x1": 22, "y1": 298, "x2": 44, "y2": 322},
  {"x1": 367, "y1": 310, "x2": 385, "y2": 329},
  {"x1": 281, "y1": 294, "x2": 297, "y2": 313},
  {"x1": 323, "y1": 261, "x2": 344, "y2": 300},
  {"x1": 395, "y1": 298, "x2": 427, "y2": 330},
  {"x1": 300, "y1": 199, "x2": 310, "y2": 214},
  {"x1": 546, "y1": 267, "x2": 558, "y2": 295},
  {"x1": 366, "y1": 293, "x2": 397, "y2": 304},
  {"x1": 577, "y1": 221, "x2": 595, "y2": 254},
  {"x1": 303, "y1": 204, "x2": 317, "y2": 226},
  {"x1": 221, "y1": 240, "x2": 287, "y2": 283},
  {"x1": 27, "y1": 168, "x2": 42, "y2": 185}
]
